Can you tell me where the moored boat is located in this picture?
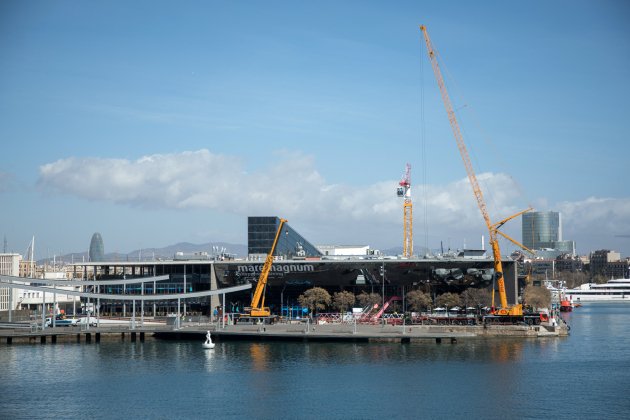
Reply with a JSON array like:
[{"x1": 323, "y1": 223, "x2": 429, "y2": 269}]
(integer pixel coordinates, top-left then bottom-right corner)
[
  {"x1": 565, "y1": 279, "x2": 630, "y2": 302},
  {"x1": 559, "y1": 298, "x2": 573, "y2": 312}
]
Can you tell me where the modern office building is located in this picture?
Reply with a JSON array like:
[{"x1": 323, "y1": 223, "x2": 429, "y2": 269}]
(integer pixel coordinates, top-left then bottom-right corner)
[
  {"x1": 89, "y1": 232, "x2": 105, "y2": 262},
  {"x1": 522, "y1": 211, "x2": 576, "y2": 257},
  {"x1": 522, "y1": 211, "x2": 561, "y2": 250}
]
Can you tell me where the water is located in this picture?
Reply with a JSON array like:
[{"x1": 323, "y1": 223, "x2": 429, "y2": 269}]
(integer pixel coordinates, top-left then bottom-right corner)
[{"x1": 1, "y1": 304, "x2": 629, "y2": 419}]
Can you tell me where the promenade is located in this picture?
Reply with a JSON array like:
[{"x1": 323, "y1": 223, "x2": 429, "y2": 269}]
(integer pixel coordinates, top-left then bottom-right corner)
[{"x1": 0, "y1": 316, "x2": 569, "y2": 345}]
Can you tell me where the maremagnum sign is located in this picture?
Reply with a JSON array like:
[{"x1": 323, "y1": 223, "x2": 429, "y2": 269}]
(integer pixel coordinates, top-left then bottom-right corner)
[{"x1": 237, "y1": 264, "x2": 315, "y2": 275}]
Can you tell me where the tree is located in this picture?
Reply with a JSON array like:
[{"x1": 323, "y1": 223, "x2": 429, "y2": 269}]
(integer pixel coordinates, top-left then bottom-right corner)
[
  {"x1": 435, "y1": 292, "x2": 461, "y2": 308},
  {"x1": 460, "y1": 288, "x2": 492, "y2": 308},
  {"x1": 298, "y1": 287, "x2": 331, "y2": 315},
  {"x1": 522, "y1": 285, "x2": 551, "y2": 310},
  {"x1": 557, "y1": 271, "x2": 588, "y2": 289},
  {"x1": 356, "y1": 292, "x2": 382, "y2": 309},
  {"x1": 332, "y1": 291, "x2": 355, "y2": 313},
  {"x1": 406, "y1": 290, "x2": 432, "y2": 312}
]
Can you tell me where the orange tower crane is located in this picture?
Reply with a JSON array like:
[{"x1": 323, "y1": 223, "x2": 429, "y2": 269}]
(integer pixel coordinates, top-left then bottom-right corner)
[
  {"x1": 420, "y1": 25, "x2": 533, "y2": 315},
  {"x1": 397, "y1": 163, "x2": 413, "y2": 258}
]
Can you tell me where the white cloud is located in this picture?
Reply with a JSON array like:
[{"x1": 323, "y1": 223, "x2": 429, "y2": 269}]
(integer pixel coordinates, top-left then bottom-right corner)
[
  {"x1": 558, "y1": 197, "x2": 630, "y2": 235},
  {"x1": 37, "y1": 149, "x2": 630, "y2": 253},
  {"x1": 38, "y1": 150, "x2": 243, "y2": 210}
]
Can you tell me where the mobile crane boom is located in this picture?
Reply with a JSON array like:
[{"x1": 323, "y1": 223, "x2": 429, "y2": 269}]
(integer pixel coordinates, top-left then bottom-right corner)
[
  {"x1": 247, "y1": 218, "x2": 287, "y2": 317},
  {"x1": 420, "y1": 25, "x2": 531, "y2": 315}
]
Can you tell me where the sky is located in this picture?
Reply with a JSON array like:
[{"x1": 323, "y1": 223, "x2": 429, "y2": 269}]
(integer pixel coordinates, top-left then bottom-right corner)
[{"x1": 1, "y1": 0, "x2": 629, "y2": 260}]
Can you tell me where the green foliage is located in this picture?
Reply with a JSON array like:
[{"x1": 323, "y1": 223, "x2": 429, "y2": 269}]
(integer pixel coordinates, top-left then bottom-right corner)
[
  {"x1": 298, "y1": 287, "x2": 332, "y2": 314},
  {"x1": 406, "y1": 290, "x2": 432, "y2": 311},
  {"x1": 332, "y1": 291, "x2": 356, "y2": 312}
]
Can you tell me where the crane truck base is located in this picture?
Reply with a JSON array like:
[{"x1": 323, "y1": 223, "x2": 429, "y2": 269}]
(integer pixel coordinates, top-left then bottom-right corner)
[{"x1": 483, "y1": 313, "x2": 546, "y2": 326}]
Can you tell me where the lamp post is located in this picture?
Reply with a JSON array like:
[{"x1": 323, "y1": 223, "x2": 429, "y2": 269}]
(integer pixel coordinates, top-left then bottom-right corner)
[{"x1": 381, "y1": 260, "x2": 385, "y2": 326}]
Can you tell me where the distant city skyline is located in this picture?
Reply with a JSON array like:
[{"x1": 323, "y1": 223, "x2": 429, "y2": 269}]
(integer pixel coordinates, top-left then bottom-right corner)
[{"x1": 1, "y1": 1, "x2": 629, "y2": 259}]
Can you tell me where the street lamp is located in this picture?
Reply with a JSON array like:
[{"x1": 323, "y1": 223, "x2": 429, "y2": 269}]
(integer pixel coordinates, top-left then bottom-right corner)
[{"x1": 381, "y1": 261, "x2": 385, "y2": 325}]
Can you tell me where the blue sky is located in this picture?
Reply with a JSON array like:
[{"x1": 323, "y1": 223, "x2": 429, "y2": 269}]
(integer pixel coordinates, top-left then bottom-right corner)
[{"x1": 1, "y1": 0, "x2": 629, "y2": 259}]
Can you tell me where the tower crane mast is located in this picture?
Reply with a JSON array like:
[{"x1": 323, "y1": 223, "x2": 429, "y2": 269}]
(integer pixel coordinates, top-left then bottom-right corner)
[
  {"x1": 420, "y1": 25, "x2": 532, "y2": 315},
  {"x1": 397, "y1": 163, "x2": 413, "y2": 258}
]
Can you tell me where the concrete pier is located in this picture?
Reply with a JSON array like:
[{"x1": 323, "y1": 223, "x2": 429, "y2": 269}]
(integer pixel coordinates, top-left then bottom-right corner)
[
  {"x1": 0, "y1": 319, "x2": 569, "y2": 346},
  {"x1": 153, "y1": 321, "x2": 569, "y2": 343}
]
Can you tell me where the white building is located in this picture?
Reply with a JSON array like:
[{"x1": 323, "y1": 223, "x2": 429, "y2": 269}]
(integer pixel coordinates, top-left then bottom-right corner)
[
  {"x1": 316, "y1": 245, "x2": 379, "y2": 258},
  {"x1": 0, "y1": 253, "x2": 22, "y2": 311},
  {"x1": 18, "y1": 269, "x2": 80, "y2": 314},
  {"x1": 1, "y1": 253, "x2": 80, "y2": 314}
]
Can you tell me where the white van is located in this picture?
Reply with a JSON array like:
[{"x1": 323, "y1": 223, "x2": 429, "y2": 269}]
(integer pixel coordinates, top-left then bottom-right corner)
[{"x1": 77, "y1": 316, "x2": 97, "y2": 326}]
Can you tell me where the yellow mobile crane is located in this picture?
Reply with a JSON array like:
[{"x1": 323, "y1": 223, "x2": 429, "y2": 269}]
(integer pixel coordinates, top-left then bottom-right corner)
[
  {"x1": 243, "y1": 218, "x2": 287, "y2": 318},
  {"x1": 420, "y1": 25, "x2": 533, "y2": 317}
]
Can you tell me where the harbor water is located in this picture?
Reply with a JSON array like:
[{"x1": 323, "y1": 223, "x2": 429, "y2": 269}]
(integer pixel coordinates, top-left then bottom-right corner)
[{"x1": 1, "y1": 304, "x2": 629, "y2": 419}]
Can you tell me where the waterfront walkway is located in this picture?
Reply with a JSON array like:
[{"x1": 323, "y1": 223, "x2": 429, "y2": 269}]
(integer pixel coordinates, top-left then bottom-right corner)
[{"x1": 0, "y1": 317, "x2": 568, "y2": 345}]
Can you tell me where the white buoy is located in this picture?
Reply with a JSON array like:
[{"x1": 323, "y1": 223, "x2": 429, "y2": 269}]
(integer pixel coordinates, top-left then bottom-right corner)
[{"x1": 202, "y1": 330, "x2": 215, "y2": 349}]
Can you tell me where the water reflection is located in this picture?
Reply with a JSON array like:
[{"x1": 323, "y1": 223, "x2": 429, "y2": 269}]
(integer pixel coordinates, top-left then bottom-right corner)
[
  {"x1": 203, "y1": 344, "x2": 216, "y2": 371},
  {"x1": 249, "y1": 343, "x2": 269, "y2": 371},
  {"x1": 486, "y1": 339, "x2": 524, "y2": 363},
  {"x1": 3, "y1": 305, "x2": 629, "y2": 419}
]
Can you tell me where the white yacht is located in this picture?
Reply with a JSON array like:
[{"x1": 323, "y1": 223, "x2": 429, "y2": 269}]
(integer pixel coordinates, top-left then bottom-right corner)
[{"x1": 565, "y1": 279, "x2": 630, "y2": 302}]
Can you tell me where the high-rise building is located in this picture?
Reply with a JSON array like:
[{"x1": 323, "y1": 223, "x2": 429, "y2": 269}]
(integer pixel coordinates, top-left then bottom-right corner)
[
  {"x1": 522, "y1": 211, "x2": 576, "y2": 257},
  {"x1": 89, "y1": 233, "x2": 105, "y2": 262},
  {"x1": 522, "y1": 211, "x2": 562, "y2": 250}
]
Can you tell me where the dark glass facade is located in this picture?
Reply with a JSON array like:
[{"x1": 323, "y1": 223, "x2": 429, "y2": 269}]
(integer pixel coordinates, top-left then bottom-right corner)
[
  {"x1": 214, "y1": 258, "x2": 517, "y2": 313},
  {"x1": 248, "y1": 217, "x2": 322, "y2": 258},
  {"x1": 73, "y1": 257, "x2": 518, "y2": 316}
]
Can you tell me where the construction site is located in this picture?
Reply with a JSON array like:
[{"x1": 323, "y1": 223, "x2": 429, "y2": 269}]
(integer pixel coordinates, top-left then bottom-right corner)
[{"x1": 1, "y1": 25, "x2": 551, "y2": 338}]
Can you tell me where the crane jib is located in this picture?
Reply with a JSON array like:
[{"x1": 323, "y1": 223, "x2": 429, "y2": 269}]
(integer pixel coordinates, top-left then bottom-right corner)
[{"x1": 420, "y1": 25, "x2": 531, "y2": 316}]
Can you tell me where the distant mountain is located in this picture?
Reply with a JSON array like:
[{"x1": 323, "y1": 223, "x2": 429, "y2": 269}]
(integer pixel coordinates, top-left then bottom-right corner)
[
  {"x1": 380, "y1": 245, "x2": 431, "y2": 258},
  {"x1": 39, "y1": 242, "x2": 427, "y2": 265},
  {"x1": 38, "y1": 242, "x2": 248, "y2": 265}
]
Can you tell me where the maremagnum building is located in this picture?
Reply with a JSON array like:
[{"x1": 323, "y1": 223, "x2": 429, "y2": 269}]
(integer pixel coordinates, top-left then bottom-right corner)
[{"x1": 70, "y1": 217, "x2": 519, "y2": 316}]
